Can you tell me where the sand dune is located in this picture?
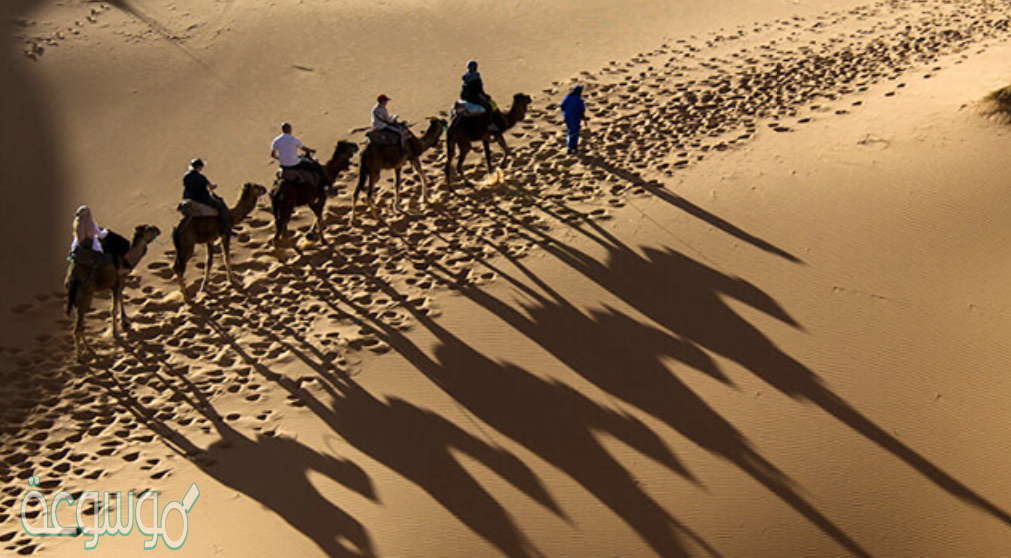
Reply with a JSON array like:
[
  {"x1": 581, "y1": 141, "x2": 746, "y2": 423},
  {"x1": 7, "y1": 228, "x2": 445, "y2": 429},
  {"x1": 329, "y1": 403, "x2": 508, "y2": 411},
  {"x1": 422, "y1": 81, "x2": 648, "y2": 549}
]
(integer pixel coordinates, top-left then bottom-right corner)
[{"x1": 3, "y1": 0, "x2": 1011, "y2": 557}]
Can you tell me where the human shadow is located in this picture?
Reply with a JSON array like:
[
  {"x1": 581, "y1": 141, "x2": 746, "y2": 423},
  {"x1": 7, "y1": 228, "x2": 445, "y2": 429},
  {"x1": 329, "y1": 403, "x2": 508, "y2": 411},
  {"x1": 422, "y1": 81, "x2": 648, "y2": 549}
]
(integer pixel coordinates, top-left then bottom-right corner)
[{"x1": 576, "y1": 153, "x2": 802, "y2": 264}]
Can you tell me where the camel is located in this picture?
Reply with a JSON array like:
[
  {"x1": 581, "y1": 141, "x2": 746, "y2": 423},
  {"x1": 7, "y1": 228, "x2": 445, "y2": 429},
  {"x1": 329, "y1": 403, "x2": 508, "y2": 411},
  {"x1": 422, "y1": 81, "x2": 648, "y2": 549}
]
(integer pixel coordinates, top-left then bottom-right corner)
[
  {"x1": 352, "y1": 118, "x2": 447, "y2": 222},
  {"x1": 445, "y1": 93, "x2": 532, "y2": 187},
  {"x1": 65, "y1": 224, "x2": 161, "y2": 361},
  {"x1": 172, "y1": 182, "x2": 267, "y2": 299},
  {"x1": 270, "y1": 140, "x2": 359, "y2": 244}
]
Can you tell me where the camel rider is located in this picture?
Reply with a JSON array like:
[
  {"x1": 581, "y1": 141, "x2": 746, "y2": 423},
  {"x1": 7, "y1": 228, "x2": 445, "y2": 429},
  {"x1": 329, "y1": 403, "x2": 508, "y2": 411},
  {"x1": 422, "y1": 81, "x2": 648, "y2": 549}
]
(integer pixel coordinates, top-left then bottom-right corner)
[
  {"x1": 182, "y1": 158, "x2": 233, "y2": 236},
  {"x1": 271, "y1": 122, "x2": 325, "y2": 191},
  {"x1": 68, "y1": 205, "x2": 111, "y2": 268},
  {"x1": 460, "y1": 60, "x2": 506, "y2": 131},
  {"x1": 369, "y1": 94, "x2": 405, "y2": 148}
]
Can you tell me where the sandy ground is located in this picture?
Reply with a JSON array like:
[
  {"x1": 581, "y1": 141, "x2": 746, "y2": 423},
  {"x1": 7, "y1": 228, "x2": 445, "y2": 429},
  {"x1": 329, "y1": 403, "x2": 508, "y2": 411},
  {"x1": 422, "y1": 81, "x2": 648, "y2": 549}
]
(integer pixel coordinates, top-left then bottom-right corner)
[{"x1": 3, "y1": 0, "x2": 1011, "y2": 557}]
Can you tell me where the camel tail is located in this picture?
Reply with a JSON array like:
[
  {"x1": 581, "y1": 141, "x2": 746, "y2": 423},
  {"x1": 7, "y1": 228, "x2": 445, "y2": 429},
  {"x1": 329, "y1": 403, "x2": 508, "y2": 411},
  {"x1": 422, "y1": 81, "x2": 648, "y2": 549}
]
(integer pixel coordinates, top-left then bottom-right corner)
[
  {"x1": 171, "y1": 223, "x2": 185, "y2": 275},
  {"x1": 354, "y1": 155, "x2": 370, "y2": 202},
  {"x1": 269, "y1": 185, "x2": 282, "y2": 217}
]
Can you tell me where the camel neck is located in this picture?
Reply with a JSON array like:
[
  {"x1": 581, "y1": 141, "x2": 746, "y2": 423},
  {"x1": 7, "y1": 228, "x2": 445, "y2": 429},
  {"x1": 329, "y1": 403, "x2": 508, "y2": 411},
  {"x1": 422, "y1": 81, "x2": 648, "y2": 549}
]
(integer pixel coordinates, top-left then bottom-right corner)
[
  {"x1": 122, "y1": 239, "x2": 149, "y2": 269},
  {"x1": 505, "y1": 105, "x2": 525, "y2": 129},
  {"x1": 229, "y1": 193, "x2": 257, "y2": 224},
  {"x1": 416, "y1": 125, "x2": 442, "y2": 154}
]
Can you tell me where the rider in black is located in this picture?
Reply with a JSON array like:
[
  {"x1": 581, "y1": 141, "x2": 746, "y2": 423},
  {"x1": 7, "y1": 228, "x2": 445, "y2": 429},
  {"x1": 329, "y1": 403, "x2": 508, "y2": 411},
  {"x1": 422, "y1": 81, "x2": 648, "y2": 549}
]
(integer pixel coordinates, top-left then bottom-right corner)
[
  {"x1": 183, "y1": 158, "x2": 233, "y2": 236},
  {"x1": 461, "y1": 60, "x2": 506, "y2": 131}
]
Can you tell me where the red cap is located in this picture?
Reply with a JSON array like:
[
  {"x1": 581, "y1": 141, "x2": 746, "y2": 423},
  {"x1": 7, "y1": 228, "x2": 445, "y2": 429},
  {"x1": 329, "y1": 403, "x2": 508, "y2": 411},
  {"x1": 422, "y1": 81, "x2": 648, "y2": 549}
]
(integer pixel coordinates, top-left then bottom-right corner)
[{"x1": 377, "y1": 94, "x2": 390, "y2": 103}]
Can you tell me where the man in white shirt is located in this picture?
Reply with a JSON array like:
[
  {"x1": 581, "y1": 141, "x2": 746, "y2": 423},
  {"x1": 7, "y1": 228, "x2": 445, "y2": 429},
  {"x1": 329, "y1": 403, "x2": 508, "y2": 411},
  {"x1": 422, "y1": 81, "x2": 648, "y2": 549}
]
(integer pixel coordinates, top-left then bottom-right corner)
[
  {"x1": 270, "y1": 122, "x2": 324, "y2": 191},
  {"x1": 271, "y1": 122, "x2": 315, "y2": 168}
]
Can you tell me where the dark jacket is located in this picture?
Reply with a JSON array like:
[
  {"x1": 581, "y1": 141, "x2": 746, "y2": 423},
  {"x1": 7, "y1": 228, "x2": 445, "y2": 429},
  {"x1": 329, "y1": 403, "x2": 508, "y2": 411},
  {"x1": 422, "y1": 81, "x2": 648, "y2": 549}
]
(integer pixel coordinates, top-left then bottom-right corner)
[
  {"x1": 461, "y1": 71, "x2": 487, "y2": 104},
  {"x1": 182, "y1": 169, "x2": 213, "y2": 205}
]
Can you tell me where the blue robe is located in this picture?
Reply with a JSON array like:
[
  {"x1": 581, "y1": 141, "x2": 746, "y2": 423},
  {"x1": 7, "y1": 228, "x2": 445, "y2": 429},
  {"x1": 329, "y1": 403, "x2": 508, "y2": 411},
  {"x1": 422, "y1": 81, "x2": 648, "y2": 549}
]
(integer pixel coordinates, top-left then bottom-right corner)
[{"x1": 560, "y1": 94, "x2": 586, "y2": 152}]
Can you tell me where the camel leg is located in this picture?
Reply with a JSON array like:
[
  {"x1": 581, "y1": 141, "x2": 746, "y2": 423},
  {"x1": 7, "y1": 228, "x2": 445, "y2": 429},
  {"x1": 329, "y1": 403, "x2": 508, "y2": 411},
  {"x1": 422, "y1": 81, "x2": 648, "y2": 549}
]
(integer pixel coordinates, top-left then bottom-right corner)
[
  {"x1": 411, "y1": 158, "x2": 431, "y2": 204},
  {"x1": 457, "y1": 143, "x2": 471, "y2": 184},
  {"x1": 110, "y1": 283, "x2": 121, "y2": 340},
  {"x1": 222, "y1": 239, "x2": 236, "y2": 285},
  {"x1": 177, "y1": 272, "x2": 189, "y2": 301},
  {"x1": 393, "y1": 167, "x2": 402, "y2": 213},
  {"x1": 482, "y1": 138, "x2": 494, "y2": 176},
  {"x1": 199, "y1": 242, "x2": 215, "y2": 294},
  {"x1": 74, "y1": 308, "x2": 90, "y2": 362},
  {"x1": 173, "y1": 226, "x2": 194, "y2": 300},
  {"x1": 274, "y1": 207, "x2": 290, "y2": 244},
  {"x1": 351, "y1": 172, "x2": 368, "y2": 224},
  {"x1": 445, "y1": 141, "x2": 456, "y2": 189},
  {"x1": 115, "y1": 278, "x2": 131, "y2": 334},
  {"x1": 311, "y1": 200, "x2": 326, "y2": 244},
  {"x1": 495, "y1": 134, "x2": 512, "y2": 167},
  {"x1": 367, "y1": 176, "x2": 380, "y2": 219}
]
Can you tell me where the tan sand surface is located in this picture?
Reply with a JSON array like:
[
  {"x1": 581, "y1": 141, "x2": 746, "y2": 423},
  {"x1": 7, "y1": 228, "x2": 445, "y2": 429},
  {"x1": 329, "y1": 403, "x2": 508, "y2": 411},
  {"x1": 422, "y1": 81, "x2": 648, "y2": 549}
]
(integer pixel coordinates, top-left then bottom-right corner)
[{"x1": 3, "y1": 1, "x2": 1011, "y2": 557}]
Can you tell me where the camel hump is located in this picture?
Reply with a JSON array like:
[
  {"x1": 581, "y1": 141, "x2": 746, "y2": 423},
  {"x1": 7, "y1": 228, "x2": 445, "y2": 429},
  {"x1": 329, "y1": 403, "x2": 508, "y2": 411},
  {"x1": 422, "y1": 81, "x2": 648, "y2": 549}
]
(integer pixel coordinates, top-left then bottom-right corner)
[
  {"x1": 99, "y1": 230, "x2": 131, "y2": 269},
  {"x1": 100, "y1": 230, "x2": 130, "y2": 257}
]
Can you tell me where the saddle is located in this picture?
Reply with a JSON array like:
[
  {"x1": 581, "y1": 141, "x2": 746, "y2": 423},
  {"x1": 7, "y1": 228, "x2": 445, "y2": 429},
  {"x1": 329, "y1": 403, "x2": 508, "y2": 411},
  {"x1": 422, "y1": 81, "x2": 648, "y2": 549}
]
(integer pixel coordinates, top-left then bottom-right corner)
[
  {"x1": 452, "y1": 100, "x2": 487, "y2": 119},
  {"x1": 366, "y1": 126, "x2": 409, "y2": 148},
  {"x1": 278, "y1": 167, "x2": 322, "y2": 189},
  {"x1": 67, "y1": 230, "x2": 128, "y2": 270},
  {"x1": 177, "y1": 199, "x2": 219, "y2": 218},
  {"x1": 451, "y1": 100, "x2": 504, "y2": 132},
  {"x1": 276, "y1": 155, "x2": 326, "y2": 190}
]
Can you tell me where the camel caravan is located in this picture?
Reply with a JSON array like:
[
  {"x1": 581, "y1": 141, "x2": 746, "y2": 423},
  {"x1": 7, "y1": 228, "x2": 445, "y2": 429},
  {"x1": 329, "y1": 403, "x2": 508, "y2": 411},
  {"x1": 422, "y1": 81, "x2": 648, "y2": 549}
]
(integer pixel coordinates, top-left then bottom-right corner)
[{"x1": 63, "y1": 60, "x2": 539, "y2": 361}]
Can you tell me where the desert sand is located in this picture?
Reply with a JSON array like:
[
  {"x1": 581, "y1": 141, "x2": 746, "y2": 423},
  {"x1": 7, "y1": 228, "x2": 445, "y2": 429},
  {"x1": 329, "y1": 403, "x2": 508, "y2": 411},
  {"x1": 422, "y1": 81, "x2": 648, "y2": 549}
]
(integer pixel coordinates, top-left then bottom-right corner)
[{"x1": 3, "y1": 0, "x2": 1011, "y2": 557}]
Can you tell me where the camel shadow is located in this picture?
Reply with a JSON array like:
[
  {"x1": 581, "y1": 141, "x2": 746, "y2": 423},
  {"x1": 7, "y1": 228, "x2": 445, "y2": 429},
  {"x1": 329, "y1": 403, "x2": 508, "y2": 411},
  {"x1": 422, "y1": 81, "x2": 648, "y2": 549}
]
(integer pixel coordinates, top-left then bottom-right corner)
[
  {"x1": 186, "y1": 282, "x2": 566, "y2": 558},
  {"x1": 530, "y1": 217, "x2": 1011, "y2": 530},
  {"x1": 399, "y1": 184, "x2": 1011, "y2": 550},
  {"x1": 454, "y1": 277, "x2": 872, "y2": 557},
  {"x1": 370, "y1": 208, "x2": 872, "y2": 556},
  {"x1": 81, "y1": 306, "x2": 378, "y2": 558},
  {"x1": 341, "y1": 272, "x2": 724, "y2": 558},
  {"x1": 313, "y1": 378, "x2": 563, "y2": 558}
]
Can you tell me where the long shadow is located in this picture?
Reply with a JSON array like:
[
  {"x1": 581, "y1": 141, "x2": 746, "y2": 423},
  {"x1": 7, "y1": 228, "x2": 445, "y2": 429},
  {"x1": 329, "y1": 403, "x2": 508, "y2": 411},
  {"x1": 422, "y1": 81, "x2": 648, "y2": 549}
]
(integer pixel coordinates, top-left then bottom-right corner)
[
  {"x1": 261, "y1": 242, "x2": 720, "y2": 556},
  {"x1": 380, "y1": 204, "x2": 873, "y2": 557},
  {"x1": 454, "y1": 281, "x2": 872, "y2": 557},
  {"x1": 348, "y1": 272, "x2": 722, "y2": 558},
  {"x1": 84, "y1": 312, "x2": 378, "y2": 558},
  {"x1": 576, "y1": 153, "x2": 803, "y2": 264},
  {"x1": 316, "y1": 379, "x2": 559, "y2": 558},
  {"x1": 189, "y1": 285, "x2": 564, "y2": 558},
  {"x1": 420, "y1": 182, "x2": 1011, "y2": 543},
  {"x1": 525, "y1": 218, "x2": 1011, "y2": 529}
]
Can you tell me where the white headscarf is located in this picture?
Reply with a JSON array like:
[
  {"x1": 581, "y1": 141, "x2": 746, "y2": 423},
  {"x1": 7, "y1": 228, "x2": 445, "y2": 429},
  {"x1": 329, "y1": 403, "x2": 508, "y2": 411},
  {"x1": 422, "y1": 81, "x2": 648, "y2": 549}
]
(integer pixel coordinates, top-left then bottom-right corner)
[{"x1": 72, "y1": 205, "x2": 106, "y2": 252}]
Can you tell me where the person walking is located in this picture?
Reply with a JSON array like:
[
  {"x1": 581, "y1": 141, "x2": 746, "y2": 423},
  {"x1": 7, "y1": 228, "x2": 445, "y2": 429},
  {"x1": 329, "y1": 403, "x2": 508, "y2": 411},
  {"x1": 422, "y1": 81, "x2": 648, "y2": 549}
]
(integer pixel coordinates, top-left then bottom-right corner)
[{"x1": 560, "y1": 84, "x2": 588, "y2": 155}]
